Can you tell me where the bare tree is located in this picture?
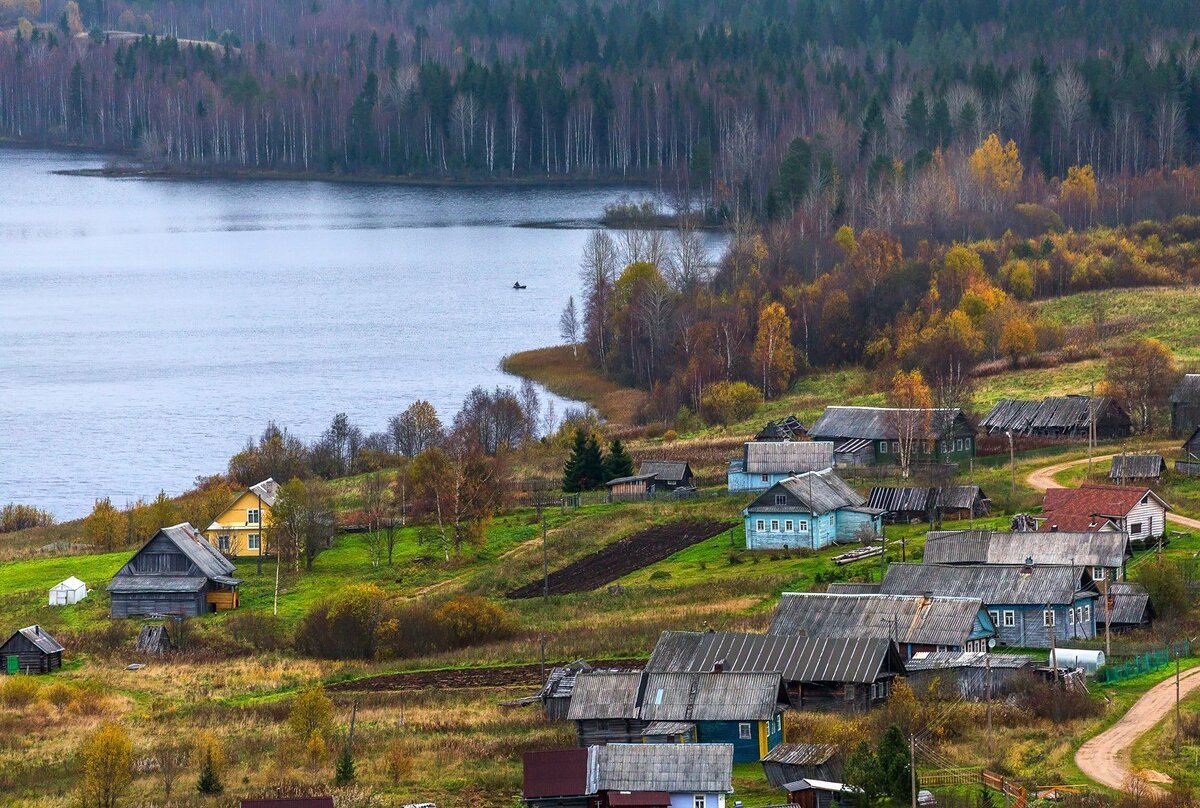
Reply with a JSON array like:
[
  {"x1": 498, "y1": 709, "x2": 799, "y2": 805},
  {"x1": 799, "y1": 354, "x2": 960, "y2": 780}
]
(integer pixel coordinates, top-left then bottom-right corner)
[
  {"x1": 667, "y1": 221, "x2": 709, "y2": 292},
  {"x1": 1007, "y1": 69, "x2": 1038, "y2": 145},
  {"x1": 157, "y1": 741, "x2": 188, "y2": 801},
  {"x1": 558, "y1": 296, "x2": 580, "y2": 357},
  {"x1": 1055, "y1": 68, "x2": 1088, "y2": 166},
  {"x1": 359, "y1": 474, "x2": 391, "y2": 568}
]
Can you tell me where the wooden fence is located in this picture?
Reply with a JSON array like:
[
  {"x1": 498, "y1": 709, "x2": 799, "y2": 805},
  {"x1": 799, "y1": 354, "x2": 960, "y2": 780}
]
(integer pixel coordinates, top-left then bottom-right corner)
[{"x1": 1177, "y1": 460, "x2": 1200, "y2": 477}]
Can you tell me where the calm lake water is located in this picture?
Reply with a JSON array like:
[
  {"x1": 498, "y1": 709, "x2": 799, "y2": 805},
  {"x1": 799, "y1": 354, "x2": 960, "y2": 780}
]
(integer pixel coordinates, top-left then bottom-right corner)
[{"x1": 0, "y1": 149, "x2": 658, "y2": 519}]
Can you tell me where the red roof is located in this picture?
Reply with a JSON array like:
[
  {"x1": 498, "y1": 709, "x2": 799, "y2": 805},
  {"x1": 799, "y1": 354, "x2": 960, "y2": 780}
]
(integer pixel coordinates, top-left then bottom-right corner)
[
  {"x1": 607, "y1": 792, "x2": 671, "y2": 807},
  {"x1": 1041, "y1": 484, "x2": 1164, "y2": 530},
  {"x1": 524, "y1": 749, "x2": 589, "y2": 799},
  {"x1": 241, "y1": 800, "x2": 334, "y2": 808}
]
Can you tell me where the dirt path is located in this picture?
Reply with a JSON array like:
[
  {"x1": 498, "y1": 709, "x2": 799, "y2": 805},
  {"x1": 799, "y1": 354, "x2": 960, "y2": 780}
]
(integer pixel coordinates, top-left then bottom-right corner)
[
  {"x1": 1025, "y1": 454, "x2": 1200, "y2": 530},
  {"x1": 1076, "y1": 665, "x2": 1200, "y2": 793}
]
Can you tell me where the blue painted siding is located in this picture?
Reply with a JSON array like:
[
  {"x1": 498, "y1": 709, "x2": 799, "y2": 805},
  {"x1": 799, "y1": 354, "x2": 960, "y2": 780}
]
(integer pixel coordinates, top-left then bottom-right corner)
[
  {"x1": 695, "y1": 720, "x2": 762, "y2": 763},
  {"x1": 834, "y1": 509, "x2": 882, "y2": 540},
  {"x1": 728, "y1": 469, "x2": 795, "y2": 492},
  {"x1": 745, "y1": 509, "x2": 879, "y2": 550},
  {"x1": 668, "y1": 793, "x2": 722, "y2": 808},
  {"x1": 984, "y1": 598, "x2": 1098, "y2": 648}
]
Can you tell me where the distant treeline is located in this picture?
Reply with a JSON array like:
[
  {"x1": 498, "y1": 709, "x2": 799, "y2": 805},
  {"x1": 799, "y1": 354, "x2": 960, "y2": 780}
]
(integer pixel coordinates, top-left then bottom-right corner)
[{"x1": 4, "y1": 0, "x2": 1200, "y2": 215}]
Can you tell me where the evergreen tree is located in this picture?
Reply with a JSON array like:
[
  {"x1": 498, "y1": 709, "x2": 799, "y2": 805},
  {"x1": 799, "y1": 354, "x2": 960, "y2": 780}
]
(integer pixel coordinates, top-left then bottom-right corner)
[
  {"x1": 842, "y1": 740, "x2": 882, "y2": 808},
  {"x1": 877, "y1": 725, "x2": 913, "y2": 803},
  {"x1": 562, "y1": 428, "x2": 606, "y2": 491},
  {"x1": 602, "y1": 438, "x2": 634, "y2": 481},
  {"x1": 196, "y1": 749, "x2": 223, "y2": 795},
  {"x1": 335, "y1": 743, "x2": 355, "y2": 784}
]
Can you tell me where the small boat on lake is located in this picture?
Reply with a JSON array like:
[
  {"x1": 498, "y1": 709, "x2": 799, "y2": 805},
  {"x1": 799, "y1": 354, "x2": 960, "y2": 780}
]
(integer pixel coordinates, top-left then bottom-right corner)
[{"x1": 512, "y1": 282, "x2": 527, "y2": 289}]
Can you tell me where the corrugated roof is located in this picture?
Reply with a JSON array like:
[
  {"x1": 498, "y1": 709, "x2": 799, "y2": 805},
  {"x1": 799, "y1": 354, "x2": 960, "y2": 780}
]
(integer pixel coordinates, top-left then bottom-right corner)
[
  {"x1": 523, "y1": 749, "x2": 589, "y2": 799},
  {"x1": 1110, "y1": 455, "x2": 1167, "y2": 480},
  {"x1": 980, "y1": 396, "x2": 1127, "y2": 435},
  {"x1": 160, "y1": 522, "x2": 239, "y2": 579},
  {"x1": 746, "y1": 469, "x2": 864, "y2": 515},
  {"x1": 768, "y1": 592, "x2": 986, "y2": 647},
  {"x1": 1170, "y1": 374, "x2": 1200, "y2": 405},
  {"x1": 590, "y1": 743, "x2": 733, "y2": 794},
  {"x1": 638, "y1": 461, "x2": 691, "y2": 483},
  {"x1": 567, "y1": 671, "x2": 646, "y2": 719},
  {"x1": 107, "y1": 577, "x2": 209, "y2": 593},
  {"x1": 1106, "y1": 582, "x2": 1153, "y2": 626},
  {"x1": 810, "y1": 407, "x2": 968, "y2": 441},
  {"x1": 641, "y1": 721, "x2": 696, "y2": 737},
  {"x1": 923, "y1": 530, "x2": 1130, "y2": 568},
  {"x1": 761, "y1": 743, "x2": 838, "y2": 767},
  {"x1": 825, "y1": 582, "x2": 882, "y2": 594},
  {"x1": 646, "y1": 631, "x2": 902, "y2": 684},
  {"x1": 10, "y1": 625, "x2": 64, "y2": 654},
  {"x1": 606, "y1": 473, "x2": 658, "y2": 486},
  {"x1": 743, "y1": 442, "x2": 834, "y2": 474},
  {"x1": 640, "y1": 672, "x2": 783, "y2": 721},
  {"x1": 880, "y1": 563, "x2": 1098, "y2": 605},
  {"x1": 867, "y1": 487, "x2": 934, "y2": 513},
  {"x1": 904, "y1": 651, "x2": 1032, "y2": 671},
  {"x1": 249, "y1": 477, "x2": 280, "y2": 506}
]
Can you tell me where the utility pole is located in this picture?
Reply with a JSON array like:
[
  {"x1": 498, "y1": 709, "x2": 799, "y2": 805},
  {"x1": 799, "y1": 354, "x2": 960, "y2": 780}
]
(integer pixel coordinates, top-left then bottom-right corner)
[
  {"x1": 986, "y1": 654, "x2": 993, "y2": 757},
  {"x1": 910, "y1": 734, "x2": 918, "y2": 808},
  {"x1": 1007, "y1": 430, "x2": 1015, "y2": 513},
  {"x1": 1177, "y1": 651, "x2": 1182, "y2": 758},
  {"x1": 542, "y1": 517, "x2": 549, "y2": 599},
  {"x1": 256, "y1": 490, "x2": 263, "y2": 576},
  {"x1": 1088, "y1": 383, "x2": 1096, "y2": 483},
  {"x1": 1048, "y1": 602, "x2": 1058, "y2": 684},
  {"x1": 1103, "y1": 576, "x2": 1112, "y2": 660}
]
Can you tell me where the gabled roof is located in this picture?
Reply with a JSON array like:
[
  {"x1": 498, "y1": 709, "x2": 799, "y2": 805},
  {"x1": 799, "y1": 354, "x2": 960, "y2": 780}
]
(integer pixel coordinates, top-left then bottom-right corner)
[
  {"x1": 939, "y1": 486, "x2": 989, "y2": 510},
  {"x1": 980, "y1": 396, "x2": 1128, "y2": 434},
  {"x1": 590, "y1": 743, "x2": 734, "y2": 794},
  {"x1": 809, "y1": 406, "x2": 969, "y2": 440},
  {"x1": 646, "y1": 631, "x2": 903, "y2": 684},
  {"x1": 825, "y1": 582, "x2": 882, "y2": 594},
  {"x1": 638, "y1": 461, "x2": 691, "y2": 483},
  {"x1": 606, "y1": 473, "x2": 658, "y2": 487},
  {"x1": 746, "y1": 470, "x2": 866, "y2": 515},
  {"x1": 640, "y1": 672, "x2": 784, "y2": 721},
  {"x1": 880, "y1": 563, "x2": 1098, "y2": 605},
  {"x1": 159, "y1": 523, "x2": 238, "y2": 578},
  {"x1": 1042, "y1": 484, "x2": 1171, "y2": 526},
  {"x1": 923, "y1": 530, "x2": 1131, "y2": 569},
  {"x1": 742, "y1": 442, "x2": 835, "y2": 475},
  {"x1": 761, "y1": 743, "x2": 838, "y2": 767},
  {"x1": 1110, "y1": 455, "x2": 1167, "y2": 480},
  {"x1": 904, "y1": 651, "x2": 1032, "y2": 671},
  {"x1": 1171, "y1": 374, "x2": 1200, "y2": 404},
  {"x1": 1106, "y1": 582, "x2": 1154, "y2": 625},
  {"x1": 51, "y1": 576, "x2": 86, "y2": 591},
  {"x1": 249, "y1": 477, "x2": 279, "y2": 506},
  {"x1": 111, "y1": 522, "x2": 240, "y2": 591},
  {"x1": 768, "y1": 592, "x2": 988, "y2": 647},
  {"x1": 5, "y1": 625, "x2": 64, "y2": 654},
  {"x1": 567, "y1": 671, "x2": 646, "y2": 720}
]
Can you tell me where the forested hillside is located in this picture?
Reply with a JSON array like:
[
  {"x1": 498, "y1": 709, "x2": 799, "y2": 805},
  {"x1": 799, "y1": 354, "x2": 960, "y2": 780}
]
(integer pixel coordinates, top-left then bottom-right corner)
[{"x1": 4, "y1": 0, "x2": 1200, "y2": 214}]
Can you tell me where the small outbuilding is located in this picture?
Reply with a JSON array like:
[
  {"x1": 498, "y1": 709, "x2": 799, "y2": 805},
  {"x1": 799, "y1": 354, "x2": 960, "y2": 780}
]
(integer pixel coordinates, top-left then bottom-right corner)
[
  {"x1": 761, "y1": 743, "x2": 842, "y2": 788},
  {"x1": 981, "y1": 395, "x2": 1132, "y2": 440},
  {"x1": 0, "y1": 625, "x2": 63, "y2": 674},
  {"x1": 1171, "y1": 374, "x2": 1200, "y2": 437},
  {"x1": 48, "y1": 576, "x2": 87, "y2": 606},
  {"x1": 784, "y1": 779, "x2": 862, "y2": 808},
  {"x1": 1109, "y1": 454, "x2": 1167, "y2": 482}
]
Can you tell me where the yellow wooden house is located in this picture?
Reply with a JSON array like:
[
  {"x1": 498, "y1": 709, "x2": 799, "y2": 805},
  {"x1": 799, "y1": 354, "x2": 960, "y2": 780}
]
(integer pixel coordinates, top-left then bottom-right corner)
[{"x1": 205, "y1": 478, "x2": 278, "y2": 557}]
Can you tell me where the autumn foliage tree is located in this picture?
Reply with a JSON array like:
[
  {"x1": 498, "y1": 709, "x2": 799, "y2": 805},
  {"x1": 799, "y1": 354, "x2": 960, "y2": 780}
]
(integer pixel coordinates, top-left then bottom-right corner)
[
  {"x1": 751, "y1": 302, "x2": 796, "y2": 398},
  {"x1": 887, "y1": 370, "x2": 933, "y2": 478},
  {"x1": 1102, "y1": 338, "x2": 1179, "y2": 432},
  {"x1": 84, "y1": 497, "x2": 124, "y2": 551},
  {"x1": 968, "y1": 133, "x2": 1024, "y2": 211},
  {"x1": 80, "y1": 722, "x2": 133, "y2": 808}
]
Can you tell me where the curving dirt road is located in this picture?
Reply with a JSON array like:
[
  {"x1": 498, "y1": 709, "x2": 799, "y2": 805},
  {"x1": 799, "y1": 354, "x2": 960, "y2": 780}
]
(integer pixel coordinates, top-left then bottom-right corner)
[
  {"x1": 1076, "y1": 665, "x2": 1200, "y2": 793},
  {"x1": 1026, "y1": 454, "x2": 1200, "y2": 531}
]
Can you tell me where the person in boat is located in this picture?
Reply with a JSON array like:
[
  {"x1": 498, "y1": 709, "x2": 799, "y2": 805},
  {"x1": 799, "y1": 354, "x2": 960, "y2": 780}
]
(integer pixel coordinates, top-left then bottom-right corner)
[{"x1": 513, "y1": 282, "x2": 526, "y2": 289}]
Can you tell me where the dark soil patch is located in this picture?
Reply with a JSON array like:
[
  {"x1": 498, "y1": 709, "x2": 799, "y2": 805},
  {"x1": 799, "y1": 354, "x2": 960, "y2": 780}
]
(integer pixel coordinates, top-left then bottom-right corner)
[
  {"x1": 505, "y1": 519, "x2": 731, "y2": 599},
  {"x1": 328, "y1": 658, "x2": 646, "y2": 691}
]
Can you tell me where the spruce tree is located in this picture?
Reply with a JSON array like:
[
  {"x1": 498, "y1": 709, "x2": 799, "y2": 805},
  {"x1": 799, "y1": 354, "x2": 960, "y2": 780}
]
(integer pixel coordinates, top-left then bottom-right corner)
[
  {"x1": 562, "y1": 428, "x2": 588, "y2": 492},
  {"x1": 578, "y1": 433, "x2": 606, "y2": 490},
  {"x1": 196, "y1": 749, "x2": 223, "y2": 795},
  {"x1": 335, "y1": 743, "x2": 356, "y2": 784},
  {"x1": 603, "y1": 439, "x2": 634, "y2": 482},
  {"x1": 877, "y1": 725, "x2": 912, "y2": 803}
]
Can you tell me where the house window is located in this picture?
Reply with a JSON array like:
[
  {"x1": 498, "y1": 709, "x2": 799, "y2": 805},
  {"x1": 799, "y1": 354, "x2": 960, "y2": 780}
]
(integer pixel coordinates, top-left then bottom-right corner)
[
  {"x1": 248, "y1": 534, "x2": 261, "y2": 551},
  {"x1": 771, "y1": 520, "x2": 780, "y2": 531},
  {"x1": 738, "y1": 723, "x2": 752, "y2": 740},
  {"x1": 845, "y1": 683, "x2": 857, "y2": 701},
  {"x1": 1003, "y1": 611, "x2": 1015, "y2": 627},
  {"x1": 1082, "y1": 604, "x2": 1091, "y2": 623},
  {"x1": 988, "y1": 610, "x2": 1000, "y2": 626},
  {"x1": 756, "y1": 520, "x2": 765, "y2": 531},
  {"x1": 1094, "y1": 566, "x2": 1105, "y2": 581},
  {"x1": 217, "y1": 535, "x2": 231, "y2": 552},
  {"x1": 799, "y1": 520, "x2": 808, "y2": 531},
  {"x1": 775, "y1": 494, "x2": 787, "y2": 506},
  {"x1": 880, "y1": 442, "x2": 888, "y2": 454},
  {"x1": 247, "y1": 508, "x2": 261, "y2": 524},
  {"x1": 785, "y1": 520, "x2": 794, "y2": 531},
  {"x1": 761, "y1": 474, "x2": 770, "y2": 483},
  {"x1": 1068, "y1": 607, "x2": 1075, "y2": 626},
  {"x1": 694, "y1": 795, "x2": 707, "y2": 808},
  {"x1": 1130, "y1": 522, "x2": 1143, "y2": 536},
  {"x1": 1044, "y1": 609, "x2": 1056, "y2": 627},
  {"x1": 892, "y1": 441, "x2": 900, "y2": 453},
  {"x1": 955, "y1": 439, "x2": 963, "y2": 451}
]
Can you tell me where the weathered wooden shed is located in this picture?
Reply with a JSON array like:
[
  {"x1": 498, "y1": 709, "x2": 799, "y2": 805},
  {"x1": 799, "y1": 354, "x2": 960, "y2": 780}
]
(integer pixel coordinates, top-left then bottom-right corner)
[
  {"x1": 808, "y1": 406, "x2": 976, "y2": 466},
  {"x1": 761, "y1": 743, "x2": 841, "y2": 787},
  {"x1": 1110, "y1": 454, "x2": 1167, "y2": 482},
  {"x1": 1179, "y1": 427, "x2": 1200, "y2": 476},
  {"x1": 756, "y1": 416, "x2": 808, "y2": 441},
  {"x1": 867, "y1": 485, "x2": 990, "y2": 523},
  {"x1": 0, "y1": 625, "x2": 63, "y2": 674},
  {"x1": 1103, "y1": 582, "x2": 1154, "y2": 632},
  {"x1": 538, "y1": 660, "x2": 592, "y2": 720},
  {"x1": 981, "y1": 395, "x2": 1132, "y2": 439},
  {"x1": 108, "y1": 523, "x2": 242, "y2": 618},
  {"x1": 636, "y1": 461, "x2": 694, "y2": 491},
  {"x1": 903, "y1": 651, "x2": 1034, "y2": 699},
  {"x1": 567, "y1": 671, "x2": 648, "y2": 746},
  {"x1": 1171, "y1": 375, "x2": 1200, "y2": 437}
]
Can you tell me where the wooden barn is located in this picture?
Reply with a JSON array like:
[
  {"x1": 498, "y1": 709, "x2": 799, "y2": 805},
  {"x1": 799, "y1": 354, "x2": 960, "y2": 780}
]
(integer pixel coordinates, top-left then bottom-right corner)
[
  {"x1": 1, "y1": 625, "x2": 63, "y2": 674},
  {"x1": 1110, "y1": 454, "x2": 1167, "y2": 482},
  {"x1": 808, "y1": 406, "x2": 976, "y2": 466},
  {"x1": 1104, "y1": 582, "x2": 1154, "y2": 632},
  {"x1": 902, "y1": 651, "x2": 1034, "y2": 700},
  {"x1": 537, "y1": 660, "x2": 592, "y2": 720},
  {"x1": 923, "y1": 529, "x2": 1131, "y2": 581},
  {"x1": 1178, "y1": 427, "x2": 1200, "y2": 476},
  {"x1": 108, "y1": 523, "x2": 242, "y2": 618},
  {"x1": 567, "y1": 671, "x2": 648, "y2": 746},
  {"x1": 980, "y1": 395, "x2": 1132, "y2": 439},
  {"x1": 756, "y1": 416, "x2": 808, "y2": 441},
  {"x1": 867, "y1": 485, "x2": 990, "y2": 523},
  {"x1": 1171, "y1": 374, "x2": 1200, "y2": 438},
  {"x1": 761, "y1": 744, "x2": 842, "y2": 788}
]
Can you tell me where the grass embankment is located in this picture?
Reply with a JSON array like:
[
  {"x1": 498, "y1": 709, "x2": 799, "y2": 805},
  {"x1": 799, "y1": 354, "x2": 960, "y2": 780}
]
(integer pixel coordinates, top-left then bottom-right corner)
[{"x1": 502, "y1": 345, "x2": 647, "y2": 427}]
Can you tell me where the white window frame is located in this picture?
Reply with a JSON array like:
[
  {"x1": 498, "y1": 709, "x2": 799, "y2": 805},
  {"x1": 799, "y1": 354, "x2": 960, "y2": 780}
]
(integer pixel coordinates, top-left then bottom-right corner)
[
  {"x1": 694, "y1": 795, "x2": 707, "y2": 808},
  {"x1": 1003, "y1": 610, "x2": 1015, "y2": 627},
  {"x1": 798, "y1": 520, "x2": 808, "y2": 531},
  {"x1": 771, "y1": 520, "x2": 780, "y2": 532},
  {"x1": 756, "y1": 520, "x2": 765, "y2": 531},
  {"x1": 217, "y1": 534, "x2": 231, "y2": 552},
  {"x1": 785, "y1": 520, "x2": 794, "y2": 531},
  {"x1": 892, "y1": 441, "x2": 900, "y2": 452},
  {"x1": 247, "y1": 533, "x2": 260, "y2": 550},
  {"x1": 738, "y1": 723, "x2": 752, "y2": 740},
  {"x1": 880, "y1": 441, "x2": 888, "y2": 454},
  {"x1": 1068, "y1": 607, "x2": 1075, "y2": 626},
  {"x1": 247, "y1": 508, "x2": 261, "y2": 525},
  {"x1": 988, "y1": 610, "x2": 1000, "y2": 626},
  {"x1": 774, "y1": 494, "x2": 787, "y2": 506},
  {"x1": 761, "y1": 474, "x2": 770, "y2": 483},
  {"x1": 1044, "y1": 609, "x2": 1056, "y2": 627},
  {"x1": 1094, "y1": 566, "x2": 1105, "y2": 581}
]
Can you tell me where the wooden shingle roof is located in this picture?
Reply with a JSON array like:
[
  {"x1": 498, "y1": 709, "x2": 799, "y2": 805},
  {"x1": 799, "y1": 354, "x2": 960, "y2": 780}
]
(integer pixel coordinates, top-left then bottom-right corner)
[
  {"x1": 567, "y1": 671, "x2": 646, "y2": 719},
  {"x1": 1110, "y1": 455, "x2": 1167, "y2": 480},
  {"x1": 980, "y1": 396, "x2": 1128, "y2": 434},
  {"x1": 810, "y1": 406, "x2": 968, "y2": 440},
  {"x1": 769, "y1": 592, "x2": 986, "y2": 648},
  {"x1": 640, "y1": 672, "x2": 784, "y2": 721},
  {"x1": 1171, "y1": 374, "x2": 1200, "y2": 405}
]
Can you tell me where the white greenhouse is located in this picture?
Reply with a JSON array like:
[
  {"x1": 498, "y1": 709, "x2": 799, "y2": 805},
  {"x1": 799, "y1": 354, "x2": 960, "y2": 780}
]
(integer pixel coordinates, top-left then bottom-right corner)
[{"x1": 48, "y1": 576, "x2": 87, "y2": 606}]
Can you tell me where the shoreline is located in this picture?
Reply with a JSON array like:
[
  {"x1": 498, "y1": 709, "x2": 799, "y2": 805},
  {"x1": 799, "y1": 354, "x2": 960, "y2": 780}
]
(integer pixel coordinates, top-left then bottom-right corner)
[{"x1": 501, "y1": 345, "x2": 647, "y2": 430}]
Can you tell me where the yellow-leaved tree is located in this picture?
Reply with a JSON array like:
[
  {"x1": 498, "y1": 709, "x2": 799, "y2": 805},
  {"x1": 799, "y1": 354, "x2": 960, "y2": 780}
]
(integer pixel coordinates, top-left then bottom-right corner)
[
  {"x1": 999, "y1": 315, "x2": 1037, "y2": 368},
  {"x1": 80, "y1": 722, "x2": 133, "y2": 808},
  {"x1": 968, "y1": 133, "x2": 1024, "y2": 212},
  {"x1": 887, "y1": 370, "x2": 933, "y2": 478},
  {"x1": 751, "y1": 302, "x2": 796, "y2": 399},
  {"x1": 84, "y1": 497, "x2": 125, "y2": 551},
  {"x1": 1060, "y1": 164, "x2": 1098, "y2": 227},
  {"x1": 288, "y1": 684, "x2": 334, "y2": 763}
]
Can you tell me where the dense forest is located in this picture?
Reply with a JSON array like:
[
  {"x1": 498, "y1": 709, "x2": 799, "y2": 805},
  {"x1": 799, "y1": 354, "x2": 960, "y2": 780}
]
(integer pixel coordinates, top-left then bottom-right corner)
[{"x1": 4, "y1": 0, "x2": 1200, "y2": 217}]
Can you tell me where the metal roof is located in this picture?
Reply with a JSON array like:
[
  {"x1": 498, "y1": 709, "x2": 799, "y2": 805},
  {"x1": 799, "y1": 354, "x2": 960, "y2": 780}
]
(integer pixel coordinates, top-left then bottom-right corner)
[
  {"x1": 1110, "y1": 455, "x2": 1167, "y2": 480},
  {"x1": 1106, "y1": 582, "x2": 1153, "y2": 625},
  {"x1": 746, "y1": 469, "x2": 865, "y2": 515},
  {"x1": 768, "y1": 592, "x2": 987, "y2": 647},
  {"x1": 589, "y1": 743, "x2": 734, "y2": 794},
  {"x1": 825, "y1": 582, "x2": 882, "y2": 594},
  {"x1": 638, "y1": 461, "x2": 691, "y2": 483},
  {"x1": 980, "y1": 396, "x2": 1127, "y2": 435},
  {"x1": 922, "y1": 530, "x2": 1130, "y2": 568},
  {"x1": 640, "y1": 672, "x2": 784, "y2": 721},
  {"x1": 761, "y1": 743, "x2": 838, "y2": 767},
  {"x1": 880, "y1": 563, "x2": 1098, "y2": 605},
  {"x1": 160, "y1": 522, "x2": 239, "y2": 579},
  {"x1": 249, "y1": 477, "x2": 280, "y2": 506},
  {"x1": 742, "y1": 442, "x2": 834, "y2": 474},
  {"x1": 646, "y1": 631, "x2": 903, "y2": 684},
  {"x1": 810, "y1": 406, "x2": 969, "y2": 441},
  {"x1": 641, "y1": 721, "x2": 696, "y2": 737},
  {"x1": 606, "y1": 473, "x2": 659, "y2": 486},
  {"x1": 523, "y1": 749, "x2": 589, "y2": 799},
  {"x1": 904, "y1": 651, "x2": 1032, "y2": 671},
  {"x1": 1042, "y1": 485, "x2": 1171, "y2": 527},
  {"x1": 567, "y1": 671, "x2": 646, "y2": 719},
  {"x1": 538, "y1": 660, "x2": 593, "y2": 700},
  {"x1": 7, "y1": 625, "x2": 64, "y2": 654},
  {"x1": 1171, "y1": 374, "x2": 1200, "y2": 404},
  {"x1": 107, "y1": 577, "x2": 209, "y2": 593},
  {"x1": 867, "y1": 486, "x2": 934, "y2": 513}
]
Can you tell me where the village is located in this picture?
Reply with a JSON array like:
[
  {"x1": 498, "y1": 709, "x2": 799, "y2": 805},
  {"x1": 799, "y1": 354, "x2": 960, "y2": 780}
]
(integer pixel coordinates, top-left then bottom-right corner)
[{"x1": 5, "y1": 373, "x2": 1200, "y2": 808}]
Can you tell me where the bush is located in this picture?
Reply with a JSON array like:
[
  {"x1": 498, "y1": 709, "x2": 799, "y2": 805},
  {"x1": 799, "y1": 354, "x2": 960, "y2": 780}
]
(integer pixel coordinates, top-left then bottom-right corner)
[
  {"x1": 294, "y1": 584, "x2": 386, "y2": 660},
  {"x1": 226, "y1": 611, "x2": 285, "y2": 653},
  {"x1": 699, "y1": 381, "x2": 763, "y2": 425},
  {"x1": 0, "y1": 676, "x2": 39, "y2": 707},
  {"x1": 377, "y1": 601, "x2": 450, "y2": 659},
  {"x1": 1005, "y1": 673, "x2": 1102, "y2": 722},
  {"x1": 41, "y1": 682, "x2": 74, "y2": 710},
  {"x1": 433, "y1": 596, "x2": 517, "y2": 648}
]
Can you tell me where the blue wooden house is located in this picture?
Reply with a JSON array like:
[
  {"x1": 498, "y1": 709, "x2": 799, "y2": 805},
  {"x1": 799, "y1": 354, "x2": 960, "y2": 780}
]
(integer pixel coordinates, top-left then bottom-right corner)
[
  {"x1": 743, "y1": 470, "x2": 883, "y2": 550},
  {"x1": 640, "y1": 671, "x2": 787, "y2": 763},
  {"x1": 879, "y1": 563, "x2": 1100, "y2": 648},
  {"x1": 727, "y1": 442, "x2": 834, "y2": 492}
]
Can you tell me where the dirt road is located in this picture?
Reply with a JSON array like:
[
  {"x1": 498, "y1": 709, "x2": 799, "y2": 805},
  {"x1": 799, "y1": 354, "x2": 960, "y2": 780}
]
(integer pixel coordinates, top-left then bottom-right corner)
[
  {"x1": 1076, "y1": 665, "x2": 1200, "y2": 792},
  {"x1": 1025, "y1": 454, "x2": 1200, "y2": 530}
]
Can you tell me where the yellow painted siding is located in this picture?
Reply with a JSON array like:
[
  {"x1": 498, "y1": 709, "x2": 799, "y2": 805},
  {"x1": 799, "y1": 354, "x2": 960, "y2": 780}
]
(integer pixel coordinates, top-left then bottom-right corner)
[
  {"x1": 206, "y1": 591, "x2": 239, "y2": 611},
  {"x1": 758, "y1": 721, "x2": 768, "y2": 759},
  {"x1": 204, "y1": 490, "x2": 273, "y2": 557}
]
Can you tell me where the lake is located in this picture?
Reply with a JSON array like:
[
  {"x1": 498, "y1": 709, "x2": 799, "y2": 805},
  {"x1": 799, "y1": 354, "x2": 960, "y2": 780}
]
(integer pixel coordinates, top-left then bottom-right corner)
[{"x1": 0, "y1": 148, "x2": 659, "y2": 519}]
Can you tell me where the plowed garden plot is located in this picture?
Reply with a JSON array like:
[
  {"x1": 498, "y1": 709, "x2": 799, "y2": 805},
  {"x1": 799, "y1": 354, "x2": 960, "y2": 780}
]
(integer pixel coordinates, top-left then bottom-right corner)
[
  {"x1": 506, "y1": 519, "x2": 731, "y2": 599},
  {"x1": 329, "y1": 658, "x2": 646, "y2": 691}
]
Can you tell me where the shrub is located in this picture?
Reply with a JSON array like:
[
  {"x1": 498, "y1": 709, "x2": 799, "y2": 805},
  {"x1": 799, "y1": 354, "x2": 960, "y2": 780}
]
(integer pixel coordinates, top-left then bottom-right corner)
[
  {"x1": 648, "y1": 570, "x2": 671, "y2": 581},
  {"x1": 294, "y1": 584, "x2": 386, "y2": 660},
  {"x1": 287, "y1": 685, "x2": 334, "y2": 751},
  {"x1": 433, "y1": 596, "x2": 517, "y2": 648},
  {"x1": 382, "y1": 740, "x2": 414, "y2": 784},
  {"x1": 226, "y1": 611, "x2": 285, "y2": 653},
  {"x1": 377, "y1": 601, "x2": 450, "y2": 659},
  {"x1": 68, "y1": 684, "x2": 110, "y2": 716},
  {"x1": 662, "y1": 429, "x2": 678, "y2": 443},
  {"x1": 41, "y1": 682, "x2": 73, "y2": 710},
  {"x1": 699, "y1": 381, "x2": 763, "y2": 425},
  {"x1": 0, "y1": 676, "x2": 39, "y2": 707},
  {"x1": 1005, "y1": 672, "x2": 1102, "y2": 722}
]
